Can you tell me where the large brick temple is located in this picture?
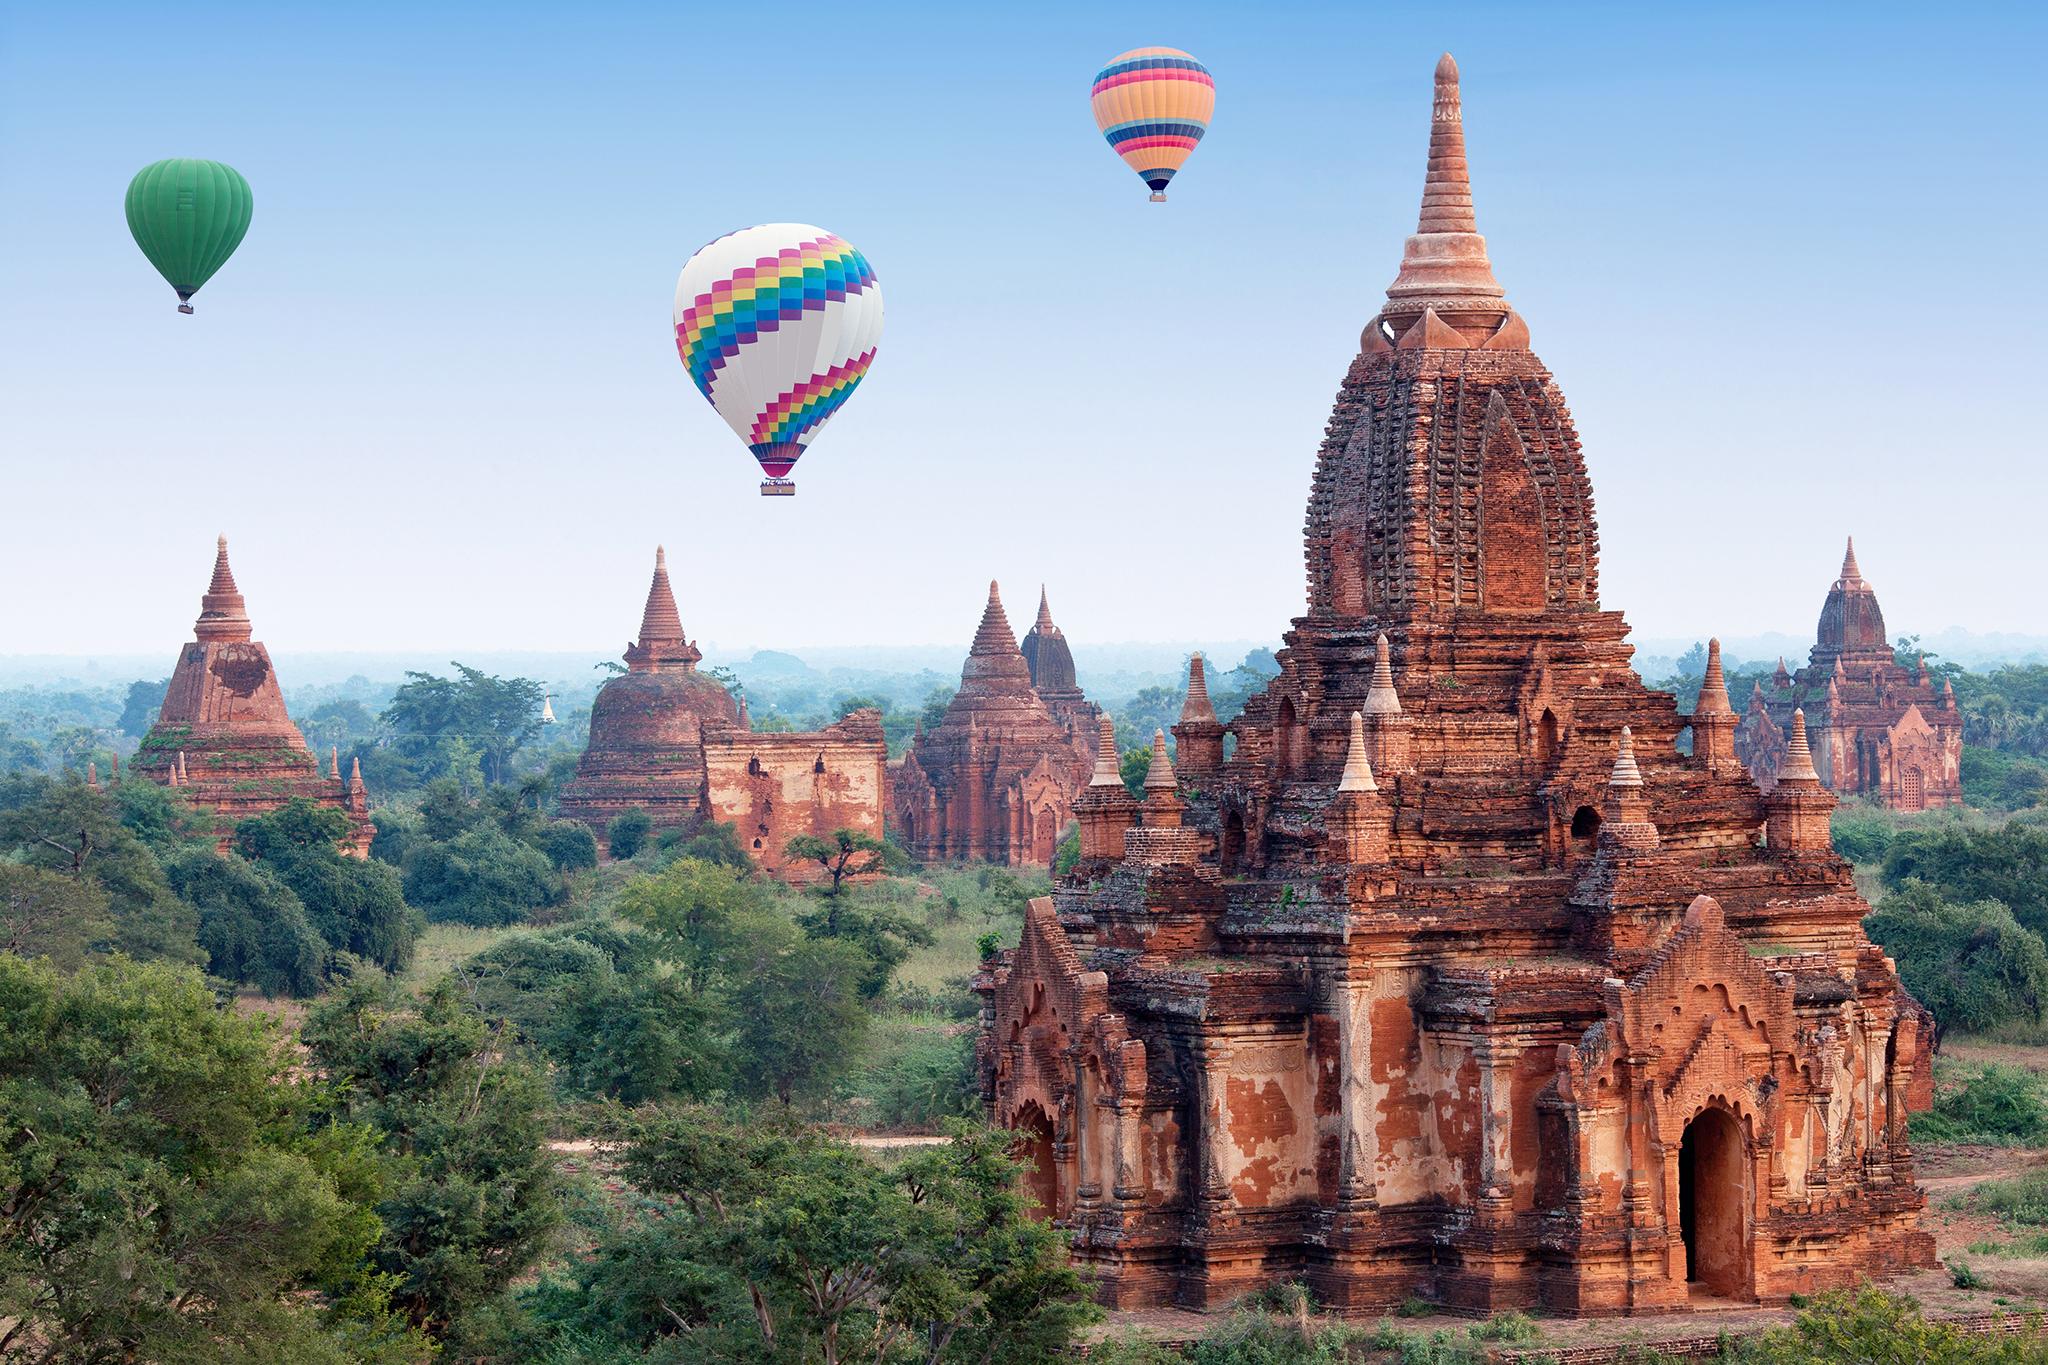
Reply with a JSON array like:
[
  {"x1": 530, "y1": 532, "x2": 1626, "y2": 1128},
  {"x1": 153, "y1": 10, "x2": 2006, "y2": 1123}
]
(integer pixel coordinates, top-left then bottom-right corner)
[
  {"x1": 136, "y1": 537, "x2": 373, "y2": 855},
  {"x1": 556, "y1": 547, "x2": 886, "y2": 881},
  {"x1": 1735, "y1": 540, "x2": 1962, "y2": 812},
  {"x1": 976, "y1": 56, "x2": 1934, "y2": 1315},
  {"x1": 889, "y1": 582, "x2": 1099, "y2": 864}
]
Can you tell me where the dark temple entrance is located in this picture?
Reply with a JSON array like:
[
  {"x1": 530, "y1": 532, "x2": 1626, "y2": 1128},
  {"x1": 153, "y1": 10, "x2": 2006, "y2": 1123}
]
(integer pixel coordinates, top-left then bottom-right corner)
[{"x1": 1679, "y1": 1107, "x2": 1749, "y2": 1298}]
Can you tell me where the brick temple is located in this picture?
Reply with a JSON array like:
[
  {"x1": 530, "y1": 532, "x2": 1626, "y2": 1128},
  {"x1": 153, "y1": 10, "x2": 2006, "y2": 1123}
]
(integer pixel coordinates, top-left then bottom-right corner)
[
  {"x1": 889, "y1": 582, "x2": 1099, "y2": 864},
  {"x1": 135, "y1": 537, "x2": 373, "y2": 855},
  {"x1": 1735, "y1": 540, "x2": 1962, "y2": 812},
  {"x1": 556, "y1": 547, "x2": 886, "y2": 880},
  {"x1": 977, "y1": 56, "x2": 1934, "y2": 1316}
]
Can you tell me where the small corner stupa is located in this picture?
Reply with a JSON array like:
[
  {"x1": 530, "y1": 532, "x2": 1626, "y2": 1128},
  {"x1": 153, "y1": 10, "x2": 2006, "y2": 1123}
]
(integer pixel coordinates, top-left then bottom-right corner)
[{"x1": 135, "y1": 536, "x2": 372, "y2": 855}]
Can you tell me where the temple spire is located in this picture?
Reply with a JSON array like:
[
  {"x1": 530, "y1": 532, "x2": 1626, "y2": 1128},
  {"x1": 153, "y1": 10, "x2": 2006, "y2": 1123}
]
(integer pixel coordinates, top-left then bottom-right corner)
[
  {"x1": 972, "y1": 581, "x2": 1019, "y2": 655},
  {"x1": 1839, "y1": 536, "x2": 1862, "y2": 585},
  {"x1": 1338, "y1": 712, "x2": 1378, "y2": 793},
  {"x1": 1180, "y1": 653, "x2": 1219, "y2": 725},
  {"x1": 1382, "y1": 53, "x2": 1507, "y2": 330},
  {"x1": 1780, "y1": 708, "x2": 1821, "y2": 784},
  {"x1": 1695, "y1": 638, "x2": 1734, "y2": 718},
  {"x1": 329, "y1": 745, "x2": 341, "y2": 780},
  {"x1": 1034, "y1": 586, "x2": 1056, "y2": 634},
  {"x1": 194, "y1": 534, "x2": 253, "y2": 642},
  {"x1": 625, "y1": 546, "x2": 700, "y2": 673}
]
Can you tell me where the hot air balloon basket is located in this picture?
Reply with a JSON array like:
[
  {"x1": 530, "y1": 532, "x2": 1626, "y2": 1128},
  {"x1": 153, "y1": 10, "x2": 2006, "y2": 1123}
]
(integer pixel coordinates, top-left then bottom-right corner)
[
  {"x1": 760, "y1": 479, "x2": 796, "y2": 497},
  {"x1": 1150, "y1": 192, "x2": 1167, "y2": 202},
  {"x1": 178, "y1": 304, "x2": 195, "y2": 314}
]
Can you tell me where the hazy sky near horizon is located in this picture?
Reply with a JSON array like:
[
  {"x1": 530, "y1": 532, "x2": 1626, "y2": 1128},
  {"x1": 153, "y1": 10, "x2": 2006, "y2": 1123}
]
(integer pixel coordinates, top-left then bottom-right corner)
[{"x1": 3, "y1": 1, "x2": 2043, "y2": 660}]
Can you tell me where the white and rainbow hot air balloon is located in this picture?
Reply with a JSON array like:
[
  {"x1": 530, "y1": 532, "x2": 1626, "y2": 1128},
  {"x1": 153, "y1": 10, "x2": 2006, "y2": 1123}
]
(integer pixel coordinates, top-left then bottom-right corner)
[{"x1": 672, "y1": 224, "x2": 883, "y2": 496}]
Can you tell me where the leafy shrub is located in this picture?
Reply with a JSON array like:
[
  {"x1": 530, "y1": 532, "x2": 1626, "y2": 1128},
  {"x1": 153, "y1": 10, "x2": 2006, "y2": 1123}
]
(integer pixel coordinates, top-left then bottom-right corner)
[
  {"x1": 1883, "y1": 825, "x2": 2048, "y2": 939},
  {"x1": 1955, "y1": 1166, "x2": 2048, "y2": 1228},
  {"x1": 1913, "y1": 1064, "x2": 2048, "y2": 1145},
  {"x1": 606, "y1": 808, "x2": 652, "y2": 860},
  {"x1": 1736, "y1": 1286, "x2": 2041, "y2": 1362},
  {"x1": 534, "y1": 818, "x2": 598, "y2": 872},
  {"x1": 1864, "y1": 882, "x2": 2048, "y2": 1041},
  {"x1": 402, "y1": 825, "x2": 558, "y2": 927},
  {"x1": 1469, "y1": 1310, "x2": 1539, "y2": 1343},
  {"x1": 166, "y1": 848, "x2": 326, "y2": 996},
  {"x1": 1830, "y1": 807, "x2": 1895, "y2": 865}
]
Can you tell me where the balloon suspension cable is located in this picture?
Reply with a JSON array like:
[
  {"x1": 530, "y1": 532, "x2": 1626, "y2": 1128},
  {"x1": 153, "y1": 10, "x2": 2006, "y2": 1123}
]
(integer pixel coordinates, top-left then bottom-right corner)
[{"x1": 760, "y1": 478, "x2": 796, "y2": 498}]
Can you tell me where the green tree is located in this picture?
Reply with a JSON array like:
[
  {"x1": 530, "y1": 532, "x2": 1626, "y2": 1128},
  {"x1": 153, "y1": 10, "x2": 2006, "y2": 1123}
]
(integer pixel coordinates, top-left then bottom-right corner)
[
  {"x1": 0, "y1": 955, "x2": 431, "y2": 1363},
  {"x1": 303, "y1": 973, "x2": 561, "y2": 1336},
  {"x1": 786, "y1": 827, "x2": 887, "y2": 900},
  {"x1": 236, "y1": 800, "x2": 421, "y2": 973},
  {"x1": 1120, "y1": 744, "x2": 1152, "y2": 799},
  {"x1": 1865, "y1": 881, "x2": 2048, "y2": 1045},
  {"x1": 1882, "y1": 825, "x2": 2048, "y2": 939},
  {"x1": 658, "y1": 817, "x2": 754, "y2": 870},
  {"x1": 0, "y1": 862, "x2": 113, "y2": 969},
  {"x1": 523, "y1": 1109, "x2": 1096, "y2": 1365},
  {"x1": 167, "y1": 847, "x2": 327, "y2": 996},
  {"x1": 464, "y1": 924, "x2": 725, "y2": 1103},
  {"x1": 615, "y1": 856, "x2": 778, "y2": 993},
  {"x1": 607, "y1": 807, "x2": 653, "y2": 860},
  {"x1": 535, "y1": 818, "x2": 599, "y2": 872},
  {"x1": 117, "y1": 676, "x2": 170, "y2": 737},
  {"x1": 0, "y1": 773, "x2": 202, "y2": 966},
  {"x1": 402, "y1": 824, "x2": 559, "y2": 927},
  {"x1": 731, "y1": 923, "x2": 872, "y2": 1105},
  {"x1": 381, "y1": 663, "x2": 547, "y2": 787}
]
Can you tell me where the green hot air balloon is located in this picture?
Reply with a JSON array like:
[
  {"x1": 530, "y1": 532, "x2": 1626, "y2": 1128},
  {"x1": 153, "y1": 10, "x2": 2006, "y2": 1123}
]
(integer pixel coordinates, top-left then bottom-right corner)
[{"x1": 125, "y1": 159, "x2": 253, "y2": 313}]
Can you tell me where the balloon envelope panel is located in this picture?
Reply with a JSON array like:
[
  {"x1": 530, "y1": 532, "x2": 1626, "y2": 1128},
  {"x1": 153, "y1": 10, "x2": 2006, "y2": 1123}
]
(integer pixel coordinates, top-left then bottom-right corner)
[
  {"x1": 1090, "y1": 48, "x2": 1215, "y2": 194},
  {"x1": 124, "y1": 159, "x2": 254, "y2": 303},
  {"x1": 673, "y1": 224, "x2": 883, "y2": 479}
]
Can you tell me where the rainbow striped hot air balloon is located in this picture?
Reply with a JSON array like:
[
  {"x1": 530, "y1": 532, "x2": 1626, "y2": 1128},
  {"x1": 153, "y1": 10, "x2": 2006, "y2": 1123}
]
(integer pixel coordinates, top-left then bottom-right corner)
[
  {"x1": 1090, "y1": 47, "x2": 1214, "y2": 202},
  {"x1": 672, "y1": 224, "x2": 883, "y2": 497}
]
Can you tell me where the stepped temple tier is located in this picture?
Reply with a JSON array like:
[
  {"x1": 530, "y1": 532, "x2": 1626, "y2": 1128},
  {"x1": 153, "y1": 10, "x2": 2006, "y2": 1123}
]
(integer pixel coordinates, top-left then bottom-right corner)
[
  {"x1": 136, "y1": 537, "x2": 373, "y2": 855},
  {"x1": 1734, "y1": 540, "x2": 1962, "y2": 812},
  {"x1": 889, "y1": 582, "x2": 1100, "y2": 864},
  {"x1": 976, "y1": 56, "x2": 1934, "y2": 1317},
  {"x1": 556, "y1": 548, "x2": 886, "y2": 881}
]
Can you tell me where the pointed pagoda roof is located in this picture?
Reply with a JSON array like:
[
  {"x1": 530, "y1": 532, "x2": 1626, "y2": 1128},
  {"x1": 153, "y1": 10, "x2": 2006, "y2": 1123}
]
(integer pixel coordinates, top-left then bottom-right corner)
[
  {"x1": 1180, "y1": 652, "x2": 1220, "y2": 726},
  {"x1": 960, "y1": 581, "x2": 1036, "y2": 691},
  {"x1": 1815, "y1": 535, "x2": 1889, "y2": 664},
  {"x1": 194, "y1": 535, "x2": 253, "y2": 642},
  {"x1": 1020, "y1": 584, "x2": 1079, "y2": 695},
  {"x1": 624, "y1": 546, "x2": 701, "y2": 673},
  {"x1": 1838, "y1": 536, "x2": 1863, "y2": 586},
  {"x1": 1381, "y1": 53, "x2": 1510, "y2": 336}
]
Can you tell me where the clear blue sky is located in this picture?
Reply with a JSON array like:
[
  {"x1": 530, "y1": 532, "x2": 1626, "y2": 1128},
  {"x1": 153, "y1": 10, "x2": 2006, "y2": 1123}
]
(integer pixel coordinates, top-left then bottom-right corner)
[{"x1": 2, "y1": 1, "x2": 2042, "y2": 659}]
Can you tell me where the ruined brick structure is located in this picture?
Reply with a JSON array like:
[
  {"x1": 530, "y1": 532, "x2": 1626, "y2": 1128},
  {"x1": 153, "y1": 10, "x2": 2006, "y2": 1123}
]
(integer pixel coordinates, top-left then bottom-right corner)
[
  {"x1": 1734, "y1": 541, "x2": 1962, "y2": 812},
  {"x1": 557, "y1": 548, "x2": 886, "y2": 881},
  {"x1": 977, "y1": 57, "x2": 1934, "y2": 1316},
  {"x1": 890, "y1": 583, "x2": 1099, "y2": 864},
  {"x1": 136, "y1": 537, "x2": 373, "y2": 856}
]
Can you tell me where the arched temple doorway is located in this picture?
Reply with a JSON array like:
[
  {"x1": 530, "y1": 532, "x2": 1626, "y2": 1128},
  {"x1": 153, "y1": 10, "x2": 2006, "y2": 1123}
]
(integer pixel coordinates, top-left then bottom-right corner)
[
  {"x1": 1015, "y1": 1102, "x2": 1059, "y2": 1221},
  {"x1": 1679, "y1": 1106, "x2": 1749, "y2": 1298}
]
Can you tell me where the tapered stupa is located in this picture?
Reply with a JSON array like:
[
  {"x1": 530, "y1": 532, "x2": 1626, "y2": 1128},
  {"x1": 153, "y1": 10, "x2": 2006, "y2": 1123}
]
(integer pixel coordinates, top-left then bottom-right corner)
[{"x1": 136, "y1": 537, "x2": 371, "y2": 856}]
